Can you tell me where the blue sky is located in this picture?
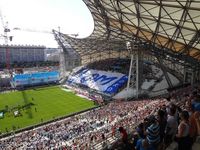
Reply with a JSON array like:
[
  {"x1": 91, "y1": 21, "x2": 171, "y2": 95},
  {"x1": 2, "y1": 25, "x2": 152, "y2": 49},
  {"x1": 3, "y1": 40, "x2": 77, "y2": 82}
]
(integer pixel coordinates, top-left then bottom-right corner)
[{"x1": 0, "y1": 0, "x2": 94, "y2": 47}]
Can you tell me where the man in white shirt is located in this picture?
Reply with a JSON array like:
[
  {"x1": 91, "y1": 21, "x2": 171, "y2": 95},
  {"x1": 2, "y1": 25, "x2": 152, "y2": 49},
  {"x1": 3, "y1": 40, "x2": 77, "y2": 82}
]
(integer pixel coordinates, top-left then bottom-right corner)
[{"x1": 164, "y1": 106, "x2": 178, "y2": 146}]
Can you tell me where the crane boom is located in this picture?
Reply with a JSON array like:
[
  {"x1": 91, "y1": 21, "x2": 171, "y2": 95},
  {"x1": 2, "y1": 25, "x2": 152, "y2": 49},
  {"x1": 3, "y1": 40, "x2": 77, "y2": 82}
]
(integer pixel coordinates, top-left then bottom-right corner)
[
  {"x1": 13, "y1": 27, "x2": 52, "y2": 34},
  {"x1": 0, "y1": 9, "x2": 11, "y2": 70},
  {"x1": 13, "y1": 27, "x2": 78, "y2": 38},
  {"x1": 14, "y1": 27, "x2": 79, "y2": 37},
  {"x1": 0, "y1": 10, "x2": 5, "y2": 28}
]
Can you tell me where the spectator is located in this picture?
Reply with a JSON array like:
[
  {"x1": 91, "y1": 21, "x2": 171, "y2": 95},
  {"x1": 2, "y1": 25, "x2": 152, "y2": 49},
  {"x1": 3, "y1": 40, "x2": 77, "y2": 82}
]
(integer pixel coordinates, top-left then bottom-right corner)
[
  {"x1": 194, "y1": 111, "x2": 200, "y2": 136},
  {"x1": 136, "y1": 138, "x2": 153, "y2": 150},
  {"x1": 164, "y1": 106, "x2": 178, "y2": 146},
  {"x1": 136, "y1": 123, "x2": 145, "y2": 139},
  {"x1": 175, "y1": 111, "x2": 192, "y2": 150},
  {"x1": 118, "y1": 126, "x2": 130, "y2": 149},
  {"x1": 157, "y1": 109, "x2": 167, "y2": 143},
  {"x1": 187, "y1": 104, "x2": 198, "y2": 143},
  {"x1": 144, "y1": 115, "x2": 160, "y2": 150},
  {"x1": 192, "y1": 95, "x2": 200, "y2": 112}
]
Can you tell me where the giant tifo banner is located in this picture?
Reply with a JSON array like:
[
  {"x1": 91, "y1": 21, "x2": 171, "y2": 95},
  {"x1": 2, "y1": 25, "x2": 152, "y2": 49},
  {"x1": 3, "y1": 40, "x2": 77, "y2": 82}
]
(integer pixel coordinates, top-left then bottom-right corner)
[
  {"x1": 12, "y1": 71, "x2": 59, "y2": 87},
  {"x1": 67, "y1": 68, "x2": 128, "y2": 95}
]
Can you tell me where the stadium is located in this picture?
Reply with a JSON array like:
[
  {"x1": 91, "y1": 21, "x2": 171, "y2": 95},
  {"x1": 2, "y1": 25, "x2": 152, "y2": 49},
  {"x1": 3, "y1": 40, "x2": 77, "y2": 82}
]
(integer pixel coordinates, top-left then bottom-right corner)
[{"x1": 1, "y1": 0, "x2": 200, "y2": 150}]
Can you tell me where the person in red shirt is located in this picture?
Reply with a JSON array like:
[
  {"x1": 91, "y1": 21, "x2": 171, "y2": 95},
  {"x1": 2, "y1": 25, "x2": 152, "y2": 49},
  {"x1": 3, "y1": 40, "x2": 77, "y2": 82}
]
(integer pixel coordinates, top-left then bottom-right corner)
[
  {"x1": 112, "y1": 126, "x2": 116, "y2": 137},
  {"x1": 118, "y1": 126, "x2": 129, "y2": 148}
]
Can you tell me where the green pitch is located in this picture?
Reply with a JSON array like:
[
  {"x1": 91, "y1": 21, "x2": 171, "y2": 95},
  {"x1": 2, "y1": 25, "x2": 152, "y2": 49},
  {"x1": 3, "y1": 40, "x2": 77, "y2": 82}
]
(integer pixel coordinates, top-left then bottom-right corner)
[{"x1": 0, "y1": 86, "x2": 96, "y2": 134}]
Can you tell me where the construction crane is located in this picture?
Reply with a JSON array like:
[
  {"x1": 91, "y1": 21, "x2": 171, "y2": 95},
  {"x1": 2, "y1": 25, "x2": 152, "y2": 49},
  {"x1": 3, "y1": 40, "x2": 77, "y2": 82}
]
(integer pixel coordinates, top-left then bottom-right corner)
[
  {"x1": 13, "y1": 27, "x2": 79, "y2": 38},
  {"x1": 0, "y1": 16, "x2": 78, "y2": 68},
  {"x1": 0, "y1": 10, "x2": 12, "y2": 70}
]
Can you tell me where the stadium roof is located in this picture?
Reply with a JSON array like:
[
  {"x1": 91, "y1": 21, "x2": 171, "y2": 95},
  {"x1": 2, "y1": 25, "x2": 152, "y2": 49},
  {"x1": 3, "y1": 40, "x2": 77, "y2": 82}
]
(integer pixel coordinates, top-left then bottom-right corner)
[{"x1": 54, "y1": 0, "x2": 200, "y2": 69}]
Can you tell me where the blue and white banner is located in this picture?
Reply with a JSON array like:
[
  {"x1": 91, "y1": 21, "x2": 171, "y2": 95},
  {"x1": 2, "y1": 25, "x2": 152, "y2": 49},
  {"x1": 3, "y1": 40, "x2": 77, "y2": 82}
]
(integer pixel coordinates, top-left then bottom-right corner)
[
  {"x1": 67, "y1": 68, "x2": 128, "y2": 95},
  {"x1": 104, "y1": 75, "x2": 128, "y2": 94}
]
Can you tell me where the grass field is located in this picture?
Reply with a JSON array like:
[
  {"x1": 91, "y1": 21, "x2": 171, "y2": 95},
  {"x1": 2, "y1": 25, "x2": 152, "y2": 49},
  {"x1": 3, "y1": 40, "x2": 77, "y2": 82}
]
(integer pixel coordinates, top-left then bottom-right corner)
[{"x1": 0, "y1": 86, "x2": 96, "y2": 133}]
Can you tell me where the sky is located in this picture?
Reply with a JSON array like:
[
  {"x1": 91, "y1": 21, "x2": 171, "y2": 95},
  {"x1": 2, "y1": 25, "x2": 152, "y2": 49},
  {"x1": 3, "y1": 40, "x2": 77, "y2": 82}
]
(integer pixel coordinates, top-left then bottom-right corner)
[{"x1": 0, "y1": 0, "x2": 94, "y2": 48}]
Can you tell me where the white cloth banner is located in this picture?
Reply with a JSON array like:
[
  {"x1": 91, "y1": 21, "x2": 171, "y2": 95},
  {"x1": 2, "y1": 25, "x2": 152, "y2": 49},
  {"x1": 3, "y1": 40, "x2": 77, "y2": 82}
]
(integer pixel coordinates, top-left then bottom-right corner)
[{"x1": 67, "y1": 68, "x2": 128, "y2": 94}]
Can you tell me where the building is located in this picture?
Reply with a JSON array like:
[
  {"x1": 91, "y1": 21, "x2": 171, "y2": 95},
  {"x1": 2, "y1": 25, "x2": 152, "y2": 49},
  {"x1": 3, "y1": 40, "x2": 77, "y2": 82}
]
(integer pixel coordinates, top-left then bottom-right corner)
[
  {"x1": 45, "y1": 48, "x2": 60, "y2": 62},
  {"x1": 45, "y1": 48, "x2": 59, "y2": 55},
  {"x1": 0, "y1": 72, "x2": 11, "y2": 87},
  {"x1": 45, "y1": 52, "x2": 60, "y2": 62},
  {"x1": 0, "y1": 45, "x2": 46, "y2": 64}
]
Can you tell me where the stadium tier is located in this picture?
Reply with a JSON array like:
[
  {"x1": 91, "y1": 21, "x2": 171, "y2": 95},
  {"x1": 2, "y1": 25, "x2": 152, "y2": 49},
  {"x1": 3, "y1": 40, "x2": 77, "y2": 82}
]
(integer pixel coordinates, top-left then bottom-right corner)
[
  {"x1": 11, "y1": 71, "x2": 59, "y2": 87},
  {"x1": 1, "y1": 85, "x2": 200, "y2": 150},
  {"x1": 1, "y1": 0, "x2": 200, "y2": 149}
]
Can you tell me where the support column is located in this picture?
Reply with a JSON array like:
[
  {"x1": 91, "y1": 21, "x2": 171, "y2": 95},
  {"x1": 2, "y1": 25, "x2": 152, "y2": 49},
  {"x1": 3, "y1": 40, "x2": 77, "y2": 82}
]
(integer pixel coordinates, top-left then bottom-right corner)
[
  {"x1": 136, "y1": 48, "x2": 143, "y2": 98},
  {"x1": 59, "y1": 51, "x2": 66, "y2": 77},
  {"x1": 184, "y1": 67, "x2": 196, "y2": 85},
  {"x1": 157, "y1": 57, "x2": 173, "y2": 88},
  {"x1": 126, "y1": 41, "x2": 143, "y2": 98},
  {"x1": 127, "y1": 54, "x2": 135, "y2": 89}
]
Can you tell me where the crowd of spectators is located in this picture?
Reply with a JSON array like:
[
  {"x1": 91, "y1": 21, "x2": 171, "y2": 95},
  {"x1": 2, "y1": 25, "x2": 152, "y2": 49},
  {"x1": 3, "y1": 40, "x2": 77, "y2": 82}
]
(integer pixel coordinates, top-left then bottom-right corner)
[
  {"x1": 0, "y1": 98, "x2": 166, "y2": 149},
  {"x1": 0, "y1": 84, "x2": 200, "y2": 150},
  {"x1": 131, "y1": 85, "x2": 200, "y2": 150}
]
